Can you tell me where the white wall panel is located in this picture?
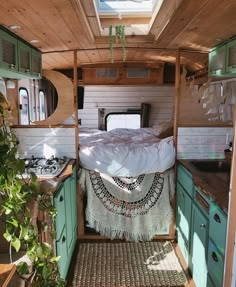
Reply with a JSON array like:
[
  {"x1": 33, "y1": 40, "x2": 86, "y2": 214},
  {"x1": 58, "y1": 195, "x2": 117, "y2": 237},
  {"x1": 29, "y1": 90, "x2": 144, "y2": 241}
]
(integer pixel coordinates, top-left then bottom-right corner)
[
  {"x1": 64, "y1": 85, "x2": 175, "y2": 128},
  {"x1": 177, "y1": 127, "x2": 233, "y2": 159},
  {"x1": 13, "y1": 127, "x2": 76, "y2": 159}
]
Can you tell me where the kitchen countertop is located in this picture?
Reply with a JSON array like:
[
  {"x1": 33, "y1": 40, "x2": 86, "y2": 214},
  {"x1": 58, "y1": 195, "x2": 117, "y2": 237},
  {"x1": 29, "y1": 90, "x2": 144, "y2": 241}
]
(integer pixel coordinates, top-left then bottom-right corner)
[
  {"x1": 178, "y1": 159, "x2": 230, "y2": 215},
  {"x1": 38, "y1": 159, "x2": 76, "y2": 193}
]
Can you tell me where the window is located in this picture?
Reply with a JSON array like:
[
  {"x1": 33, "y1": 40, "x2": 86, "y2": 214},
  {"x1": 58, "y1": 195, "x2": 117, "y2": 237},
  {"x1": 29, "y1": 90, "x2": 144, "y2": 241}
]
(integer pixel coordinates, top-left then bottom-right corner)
[
  {"x1": 105, "y1": 112, "x2": 141, "y2": 131},
  {"x1": 39, "y1": 90, "x2": 46, "y2": 120},
  {"x1": 19, "y1": 88, "x2": 30, "y2": 125}
]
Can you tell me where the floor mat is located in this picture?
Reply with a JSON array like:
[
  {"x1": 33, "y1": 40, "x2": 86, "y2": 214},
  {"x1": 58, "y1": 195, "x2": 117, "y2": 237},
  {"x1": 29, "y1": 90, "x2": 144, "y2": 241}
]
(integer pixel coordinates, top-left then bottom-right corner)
[{"x1": 72, "y1": 241, "x2": 188, "y2": 287}]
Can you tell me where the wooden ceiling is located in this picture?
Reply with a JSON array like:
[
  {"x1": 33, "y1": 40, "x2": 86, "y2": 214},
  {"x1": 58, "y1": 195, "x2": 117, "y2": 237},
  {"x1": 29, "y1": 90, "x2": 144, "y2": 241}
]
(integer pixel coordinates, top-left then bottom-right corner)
[{"x1": 1, "y1": 0, "x2": 236, "y2": 71}]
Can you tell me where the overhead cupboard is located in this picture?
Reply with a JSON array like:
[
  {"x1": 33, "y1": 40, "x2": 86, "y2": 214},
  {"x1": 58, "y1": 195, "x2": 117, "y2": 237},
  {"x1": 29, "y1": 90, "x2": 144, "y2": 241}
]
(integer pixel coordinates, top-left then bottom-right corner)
[
  {"x1": 208, "y1": 36, "x2": 236, "y2": 77},
  {"x1": 0, "y1": 26, "x2": 42, "y2": 79}
]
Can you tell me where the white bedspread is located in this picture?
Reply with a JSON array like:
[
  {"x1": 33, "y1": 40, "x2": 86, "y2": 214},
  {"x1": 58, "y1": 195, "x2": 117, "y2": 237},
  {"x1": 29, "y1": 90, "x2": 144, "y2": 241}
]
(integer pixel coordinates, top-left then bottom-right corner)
[{"x1": 79, "y1": 128, "x2": 175, "y2": 177}]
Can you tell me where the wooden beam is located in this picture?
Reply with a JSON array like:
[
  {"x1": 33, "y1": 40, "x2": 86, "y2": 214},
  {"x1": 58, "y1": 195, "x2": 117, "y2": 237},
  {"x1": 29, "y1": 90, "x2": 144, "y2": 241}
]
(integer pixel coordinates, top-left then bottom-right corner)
[
  {"x1": 174, "y1": 49, "x2": 181, "y2": 145},
  {"x1": 95, "y1": 35, "x2": 155, "y2": 44},
  {"x1": 100, "y1": 17, "x2": 151, "y2": 28}
]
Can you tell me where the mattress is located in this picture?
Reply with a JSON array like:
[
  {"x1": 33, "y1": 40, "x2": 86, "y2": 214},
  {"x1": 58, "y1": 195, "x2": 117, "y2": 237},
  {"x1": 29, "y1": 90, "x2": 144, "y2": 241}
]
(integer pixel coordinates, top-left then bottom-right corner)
[{"x1": 79, "y1": 128, "x2": 175, "y2": 177}]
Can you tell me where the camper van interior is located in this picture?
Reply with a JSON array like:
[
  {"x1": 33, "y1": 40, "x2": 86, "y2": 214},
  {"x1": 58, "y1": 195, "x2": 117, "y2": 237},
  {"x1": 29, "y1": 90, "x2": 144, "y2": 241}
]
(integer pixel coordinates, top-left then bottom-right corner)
[{"x1": 0, "y1": 0, "x2": 236, "y2": 286}]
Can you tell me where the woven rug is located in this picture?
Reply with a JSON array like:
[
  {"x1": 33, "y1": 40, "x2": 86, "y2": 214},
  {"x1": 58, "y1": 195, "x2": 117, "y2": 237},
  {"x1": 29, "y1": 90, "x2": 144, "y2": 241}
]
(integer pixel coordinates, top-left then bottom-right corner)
[{"x1": 72, "y1": 241, "x2": 187, "y2": 287}]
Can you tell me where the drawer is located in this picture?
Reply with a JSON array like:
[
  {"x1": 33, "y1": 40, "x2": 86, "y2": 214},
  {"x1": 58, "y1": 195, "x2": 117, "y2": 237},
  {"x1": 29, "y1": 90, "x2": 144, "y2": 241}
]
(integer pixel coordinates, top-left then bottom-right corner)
[
  {"x1": 56, "y1": 226, "x2": 68, "y2": 280},
  {"x1": 177, "y1": 163, "x2": 194, "y2": 197},
  {"x1": 54, "y1": 184, "x2": 66, "y2": 240},
  {"x1": 209, "y1": 204, "x2": 227, "y2": 254},
  {"x1": 208, "y1": 239, "x2": 224, "y2": 287}
]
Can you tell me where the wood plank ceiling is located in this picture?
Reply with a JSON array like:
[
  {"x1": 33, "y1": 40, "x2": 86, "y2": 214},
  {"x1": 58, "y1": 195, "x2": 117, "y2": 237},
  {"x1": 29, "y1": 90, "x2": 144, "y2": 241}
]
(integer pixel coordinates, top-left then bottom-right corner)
[{"x1": 0, "y1": 0, "x2": 236, "y2": 71}]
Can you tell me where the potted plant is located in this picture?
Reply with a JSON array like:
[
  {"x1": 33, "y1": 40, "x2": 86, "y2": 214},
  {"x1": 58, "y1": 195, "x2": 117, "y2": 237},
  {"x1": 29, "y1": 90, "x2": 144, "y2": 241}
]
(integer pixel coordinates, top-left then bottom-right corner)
[
  {"x1": 0, "y1": 92, "x2": 65, "y2": 286},
  {"x1": 109, "y1": 25, "x2": 126, "y2": 63}
]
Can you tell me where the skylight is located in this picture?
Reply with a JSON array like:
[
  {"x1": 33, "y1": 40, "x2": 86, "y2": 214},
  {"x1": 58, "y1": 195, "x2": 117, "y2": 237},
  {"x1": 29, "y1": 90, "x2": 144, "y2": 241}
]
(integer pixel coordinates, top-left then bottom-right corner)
[{"x1": 97, "y1": 0, "x2": 155, "y2": 17}]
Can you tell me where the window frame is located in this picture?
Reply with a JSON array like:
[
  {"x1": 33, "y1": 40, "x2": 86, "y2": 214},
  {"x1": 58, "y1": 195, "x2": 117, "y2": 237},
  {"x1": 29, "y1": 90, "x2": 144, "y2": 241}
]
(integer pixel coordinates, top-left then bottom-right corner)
[
  {"x1": 105, "y1": 111, "x2": 141, "y2": 131},
  {"x1": 18, "y1": 87, "x2": 30, "y2": 125}
]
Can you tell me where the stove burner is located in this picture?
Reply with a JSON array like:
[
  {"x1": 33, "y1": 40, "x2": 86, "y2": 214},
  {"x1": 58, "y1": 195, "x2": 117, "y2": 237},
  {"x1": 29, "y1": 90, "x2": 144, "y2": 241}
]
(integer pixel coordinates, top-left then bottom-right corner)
[{"x1": 22, "y1": 156, "x2": 69, "y2": 178}]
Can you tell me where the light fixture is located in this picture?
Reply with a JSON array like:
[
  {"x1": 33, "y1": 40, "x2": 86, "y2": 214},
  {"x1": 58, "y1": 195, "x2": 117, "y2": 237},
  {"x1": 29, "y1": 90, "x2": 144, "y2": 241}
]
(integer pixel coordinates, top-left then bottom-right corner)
[
  {"x1": 6, "y1": 80, "x2": 16, "y2": 89},
  {"x1": 30, "y1": 39, "x2": 40, "y2": 43},
  {"x1": 8, "y1": 25, "x2": 21, "y2": 30}
]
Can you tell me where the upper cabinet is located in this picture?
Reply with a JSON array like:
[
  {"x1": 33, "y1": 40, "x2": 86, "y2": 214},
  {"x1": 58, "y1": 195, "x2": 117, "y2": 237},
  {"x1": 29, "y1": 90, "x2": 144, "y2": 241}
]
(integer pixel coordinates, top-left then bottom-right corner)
[
  {"x1": 208, "y1": 44, "x2": 226, "y2": 77},
  {"x1": 226, "y1": 38, "x2": 236, "y2": 74},
  {"x1": 0, "y1": 27, "x2": 42, "y2": 79}
]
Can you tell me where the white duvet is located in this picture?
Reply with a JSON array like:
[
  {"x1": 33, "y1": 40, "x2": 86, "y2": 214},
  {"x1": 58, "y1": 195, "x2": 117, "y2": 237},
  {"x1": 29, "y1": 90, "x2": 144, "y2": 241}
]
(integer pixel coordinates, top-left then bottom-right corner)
[{"x1": 79, "y1": 128, "x2": 175, "y2": 177}]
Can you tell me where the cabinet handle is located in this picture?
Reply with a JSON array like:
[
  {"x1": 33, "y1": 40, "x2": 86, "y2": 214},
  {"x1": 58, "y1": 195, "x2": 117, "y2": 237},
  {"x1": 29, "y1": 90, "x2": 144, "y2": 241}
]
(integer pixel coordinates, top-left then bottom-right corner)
[
  {"x1": 211, "y1": 251, "x2": 219, "y2": 262},
  {"x1": 25, "y1": 69, "x2": 30, "y2": 73},
  {"x1": 9, "y1": 63, "x2": 15, "y2": 69},
  {"x1": 200, "y1": 223, "x2": 206, "y2": 228},
  {"x1": 62, "y1": 236, "x2": 66, "y2": 243},
  {"x1": 214, "y1": 213, "x2": 221, "y2": 223},
  {"x1": 59, "y1": 195, "x2": 64, "y2": 202}
]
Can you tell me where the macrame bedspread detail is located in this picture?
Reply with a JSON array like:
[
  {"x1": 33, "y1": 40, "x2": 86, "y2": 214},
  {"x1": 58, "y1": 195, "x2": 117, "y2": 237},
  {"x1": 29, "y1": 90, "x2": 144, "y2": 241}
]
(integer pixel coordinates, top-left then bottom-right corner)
[{"x1": 80, "y1": 168, "x2": 174, "y2": 241}]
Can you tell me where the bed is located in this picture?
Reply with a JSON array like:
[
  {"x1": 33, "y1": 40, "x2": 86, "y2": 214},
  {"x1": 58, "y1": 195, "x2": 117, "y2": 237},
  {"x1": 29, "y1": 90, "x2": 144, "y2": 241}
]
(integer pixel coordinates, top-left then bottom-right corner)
[{"x1": 78, "y1": 127, "x2": 176, "y2": 241}]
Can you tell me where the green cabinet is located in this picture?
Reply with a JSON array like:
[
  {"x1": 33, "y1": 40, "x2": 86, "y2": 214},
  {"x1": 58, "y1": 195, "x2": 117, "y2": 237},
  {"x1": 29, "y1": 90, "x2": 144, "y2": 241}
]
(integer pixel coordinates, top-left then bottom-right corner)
[
  {"x1": 226, "y1": 38, "x2": 236, "y2": 74},
  {"x1": 208, "y1": 44, "x2": 226, "y2": 77},
  {"x1": 0, "y1": 26, "x2": 42, "y2": 79},
  {"x1": 190, "y1": 202, "x2": 208, "y2": 287},
  {"x1": 0, "y1": 30, "x2": 18, "y2": 71},
  {"x1": 54, "y1": 167, "x2": 77, "y2": 280},
  {"x1": 176, "y1": 162, "x2": 228, "y2": 287}
]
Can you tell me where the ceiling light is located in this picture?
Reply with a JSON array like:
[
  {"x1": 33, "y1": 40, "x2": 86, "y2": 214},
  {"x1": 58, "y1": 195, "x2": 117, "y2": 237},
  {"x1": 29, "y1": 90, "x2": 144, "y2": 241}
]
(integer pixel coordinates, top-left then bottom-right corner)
[
  {"x1": 30, "y1": 39, "x2": 40, "y2": 43},
  {"x1": 8, "y1": 25, "x2": 21, "y2": 30}
]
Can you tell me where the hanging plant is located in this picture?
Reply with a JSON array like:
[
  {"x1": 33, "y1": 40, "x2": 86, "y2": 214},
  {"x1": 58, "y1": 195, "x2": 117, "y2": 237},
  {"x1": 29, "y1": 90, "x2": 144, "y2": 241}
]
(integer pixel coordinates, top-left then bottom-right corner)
[
  {"x1": 109, "y1": 25, "x2": 126, "y2": 63},
  {"x1": 0, "y1": 92, "x2": 65, "y2": 287}
]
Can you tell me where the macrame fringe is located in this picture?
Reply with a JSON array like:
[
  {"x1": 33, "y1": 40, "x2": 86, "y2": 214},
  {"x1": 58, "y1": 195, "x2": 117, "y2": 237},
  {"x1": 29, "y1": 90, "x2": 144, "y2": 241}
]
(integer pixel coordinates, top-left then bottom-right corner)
[{"x1": 86, "y1": 209, "x2": 173, "y2": 242}]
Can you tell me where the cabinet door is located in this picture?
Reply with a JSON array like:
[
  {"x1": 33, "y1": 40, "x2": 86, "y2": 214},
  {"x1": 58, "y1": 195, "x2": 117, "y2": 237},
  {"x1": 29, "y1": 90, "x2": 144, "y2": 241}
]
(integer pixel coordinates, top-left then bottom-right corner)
[
  {"x1": 226, "y1": 38, "x2": 236, "y2": 73},
  {"x1": 54, "y1": 184, "x2": 66, "y2": 241},
  {"x1": 18, "y1": 42, "x2": 31, "y2": 74},
  {"x1": 64, "y1": 178, "x2": 73, "y2": 251},
  {"x1": 31, "y1": 49, "x2": 42, "y2": 78},
  {"x1": 176, "y1": 183, "x2": 192, "y2": 244},
  {"x1": 190, "y1": 203, "x2": 208, "y2": 287},
  {"x1": 56, "y1": 226, "x2": 68, "y2": 280},
  {"x1": 208, "y1": 240, "x2": 224, "y2": 287},
  {"x1": 70, "y1": 168, "x2": 78, "y2": 235},
  {"x1": 208, "y1": 45, "x2": 226, "y2": 77},
  {"x1": 0, "y1": 30, "x2": 18, "y2": 71}
]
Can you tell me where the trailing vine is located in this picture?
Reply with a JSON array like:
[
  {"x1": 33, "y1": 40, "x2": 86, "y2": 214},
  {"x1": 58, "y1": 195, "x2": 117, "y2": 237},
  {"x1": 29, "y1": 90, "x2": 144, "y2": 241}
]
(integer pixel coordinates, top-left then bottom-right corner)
[
  {"x1": 109, "y1": 25, "x2": 126, "y2": 63},
  {"x1": 0, "y1": 92, "x2": 65, "y2": 287}
]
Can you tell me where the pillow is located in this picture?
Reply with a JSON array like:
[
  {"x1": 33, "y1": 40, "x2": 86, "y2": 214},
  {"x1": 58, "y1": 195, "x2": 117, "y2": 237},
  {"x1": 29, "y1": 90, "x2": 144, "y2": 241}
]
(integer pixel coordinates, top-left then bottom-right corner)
[{"x1": 152, "y1": 120, "x2": 174, "y2": 138}]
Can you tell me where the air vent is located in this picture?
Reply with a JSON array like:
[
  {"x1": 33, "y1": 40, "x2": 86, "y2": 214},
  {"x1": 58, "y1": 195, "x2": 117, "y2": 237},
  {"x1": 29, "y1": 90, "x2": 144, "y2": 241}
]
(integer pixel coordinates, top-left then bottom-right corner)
[
  {"x1": 127, "y1": 68, "x2": 150, "y2": 78},
  {"x1": 96, "y1": 68, "x2": 118, "y2": 78}
]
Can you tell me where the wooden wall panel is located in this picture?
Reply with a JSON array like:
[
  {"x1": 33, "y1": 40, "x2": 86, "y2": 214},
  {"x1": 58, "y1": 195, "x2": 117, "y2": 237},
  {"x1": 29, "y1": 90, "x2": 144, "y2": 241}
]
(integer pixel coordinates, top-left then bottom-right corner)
[{"x1": 82, "y1": 66, "x2": 164, "y2": 85}]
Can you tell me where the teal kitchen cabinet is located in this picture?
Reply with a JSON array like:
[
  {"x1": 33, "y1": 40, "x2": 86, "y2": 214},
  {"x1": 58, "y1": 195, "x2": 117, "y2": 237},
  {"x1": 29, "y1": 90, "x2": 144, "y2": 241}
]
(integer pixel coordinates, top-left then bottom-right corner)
[
  {"x1": 190, "y1": 196, "x2": 209, "y2": 287},
  {"x1": 54, "y1": 167, "x2": 77, "y2": 280},
  {"x1": 176, "y1": 182, "x2": 192, "y2": 264},
  {"x1": 0, "y1": 30, "x2": 18, "y2": 72},
  {"x1": 226, "y1": 38, "x2": 236, "y2": 74},
  {"x1": 0, "y1": 26, "x2": 42, "y2": 79},
  {"x1": 176, "y1": 162, "x2": 228, "y2": 287},
  {"x1": 208, "y1": 44, "x2": 227, "y2": 77}
]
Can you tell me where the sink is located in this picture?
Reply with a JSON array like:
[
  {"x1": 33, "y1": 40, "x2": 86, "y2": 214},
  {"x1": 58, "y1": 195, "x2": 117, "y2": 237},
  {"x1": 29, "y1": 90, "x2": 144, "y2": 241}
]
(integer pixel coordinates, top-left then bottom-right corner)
[{"x1": 190, "y1": 160, "x2": 231, "y2": 173}]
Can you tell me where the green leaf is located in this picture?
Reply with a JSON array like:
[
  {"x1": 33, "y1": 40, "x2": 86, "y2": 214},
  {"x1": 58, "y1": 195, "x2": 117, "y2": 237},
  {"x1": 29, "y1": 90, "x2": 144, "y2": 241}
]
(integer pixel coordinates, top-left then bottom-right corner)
[
  {"x1": 50, "y1": 256, "x2": 61, "y2": 263},
  {"x1": 16, "y1": 262, "x2": 29, "y2": 275},
  {"x1": 3, "y1": 231, "x2": 12, "y2": 242},
  {"x1": 6, "y1": 217, "x2": 18, "y2": 227},
  {"x1": 11, "y1": 237, "x2": 21, "y2": 252}
]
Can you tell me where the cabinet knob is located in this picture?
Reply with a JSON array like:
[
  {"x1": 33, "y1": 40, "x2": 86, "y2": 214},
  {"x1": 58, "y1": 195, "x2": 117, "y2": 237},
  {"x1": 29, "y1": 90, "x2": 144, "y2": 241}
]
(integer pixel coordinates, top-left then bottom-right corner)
[
  {"x1": 214, "y1": 213, "x2": 221, "y2": 223},
  {"x1": 211, "y1": 251, "x2": 219, "y2": 262},
  {"x1": 9, "y1": 63, "x2": 15, "y2": 69},
  {"x1": 200, "y1": 223, "x2": 206, "y2": 228},
  {"x1": 25, "y1": 69, "x2": 30, "y2": 73},
  {"x1": 62, "y1": 236, "x2": 66, "y2": 243},
  {"x1": 59, "y1": 195, "x2": 64, "y2": 202}
]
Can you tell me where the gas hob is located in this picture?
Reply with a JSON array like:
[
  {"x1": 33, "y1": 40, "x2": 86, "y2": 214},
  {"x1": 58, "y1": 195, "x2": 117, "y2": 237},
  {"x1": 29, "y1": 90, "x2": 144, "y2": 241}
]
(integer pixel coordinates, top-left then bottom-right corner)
[{"x1": 22, "y1": 156, "x2": 70, "y2": 178}]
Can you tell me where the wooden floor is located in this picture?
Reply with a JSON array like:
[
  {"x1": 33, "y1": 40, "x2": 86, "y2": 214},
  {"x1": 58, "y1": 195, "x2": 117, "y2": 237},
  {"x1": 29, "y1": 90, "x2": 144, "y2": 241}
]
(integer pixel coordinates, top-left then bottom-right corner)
[{"x1": 66, "y1": 239, "x2": 196, "y2": 287}]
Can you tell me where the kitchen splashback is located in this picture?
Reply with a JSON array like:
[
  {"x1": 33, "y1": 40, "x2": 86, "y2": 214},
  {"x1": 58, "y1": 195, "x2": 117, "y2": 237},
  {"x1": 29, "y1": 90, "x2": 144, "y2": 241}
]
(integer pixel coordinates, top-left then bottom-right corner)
[{"x1": 12, "y1": 127, "x2": 76, "y2": 159}]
